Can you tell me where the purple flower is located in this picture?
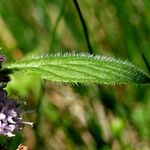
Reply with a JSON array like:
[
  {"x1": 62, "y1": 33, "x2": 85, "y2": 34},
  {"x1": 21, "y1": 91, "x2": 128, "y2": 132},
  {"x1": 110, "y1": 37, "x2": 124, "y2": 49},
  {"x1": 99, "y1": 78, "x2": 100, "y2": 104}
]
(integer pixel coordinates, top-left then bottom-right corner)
[
  {"x1": 0, "y1": 54, "x2": 33, "y2": 137},
  {"x1": 0, "y1": 55, "x2": 5, "y2": 63},
  {"x1": 0, "y1": 90, "x2": 33, "y2": 137}
]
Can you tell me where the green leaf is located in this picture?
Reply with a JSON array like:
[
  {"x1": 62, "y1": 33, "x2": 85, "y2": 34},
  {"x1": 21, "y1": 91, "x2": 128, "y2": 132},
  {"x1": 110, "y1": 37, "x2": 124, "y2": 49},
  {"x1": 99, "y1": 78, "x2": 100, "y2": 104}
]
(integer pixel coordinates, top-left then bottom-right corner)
[{"x1": 5, "y1": 54, "x2": 150, "y2": 84}]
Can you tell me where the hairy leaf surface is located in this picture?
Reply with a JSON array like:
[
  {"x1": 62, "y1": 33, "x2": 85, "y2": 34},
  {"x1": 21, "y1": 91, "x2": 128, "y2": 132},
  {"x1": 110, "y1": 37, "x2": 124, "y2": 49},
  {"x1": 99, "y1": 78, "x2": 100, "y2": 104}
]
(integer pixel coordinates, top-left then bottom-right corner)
[{"x1": 6, "y1": 54, "x2": 150, "y2": 84}]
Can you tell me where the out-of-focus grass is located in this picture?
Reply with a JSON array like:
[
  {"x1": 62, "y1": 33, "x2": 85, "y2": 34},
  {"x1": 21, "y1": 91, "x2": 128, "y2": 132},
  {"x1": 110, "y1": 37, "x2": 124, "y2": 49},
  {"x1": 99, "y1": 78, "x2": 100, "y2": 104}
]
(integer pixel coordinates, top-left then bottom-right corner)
[{"x1": 0, "y1": 0, "x2": 150, "y2": 149}]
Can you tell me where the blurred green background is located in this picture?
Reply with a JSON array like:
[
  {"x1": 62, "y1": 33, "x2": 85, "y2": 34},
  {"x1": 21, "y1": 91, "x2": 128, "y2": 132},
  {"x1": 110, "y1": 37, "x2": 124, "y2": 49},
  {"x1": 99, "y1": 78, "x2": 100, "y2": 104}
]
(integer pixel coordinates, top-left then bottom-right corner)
[{"x1": 0, "y1": 0, "x2": 150, "y2": 149}]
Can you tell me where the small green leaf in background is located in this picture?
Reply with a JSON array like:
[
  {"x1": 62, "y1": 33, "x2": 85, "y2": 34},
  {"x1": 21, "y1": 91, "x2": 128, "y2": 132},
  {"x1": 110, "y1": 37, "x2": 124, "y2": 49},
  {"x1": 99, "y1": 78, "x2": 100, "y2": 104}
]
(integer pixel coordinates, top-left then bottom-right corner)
[{"x1": 5, "y1": 54, "x2": 150, "y2": 84}]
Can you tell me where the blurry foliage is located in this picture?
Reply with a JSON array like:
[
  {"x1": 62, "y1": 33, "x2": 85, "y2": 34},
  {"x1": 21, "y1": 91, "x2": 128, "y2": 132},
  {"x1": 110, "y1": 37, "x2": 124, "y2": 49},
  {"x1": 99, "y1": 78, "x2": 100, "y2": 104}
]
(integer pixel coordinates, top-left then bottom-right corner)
[{"x1": 0, "y1": 0, "x2": 150, "y2": 149}]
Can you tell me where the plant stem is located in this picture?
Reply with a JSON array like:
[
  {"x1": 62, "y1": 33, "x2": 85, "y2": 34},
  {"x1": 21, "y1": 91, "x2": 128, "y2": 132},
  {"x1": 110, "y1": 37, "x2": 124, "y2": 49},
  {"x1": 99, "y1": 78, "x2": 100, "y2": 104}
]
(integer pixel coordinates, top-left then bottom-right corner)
[
  {"x1": 33, "y1": 83, "x2": 45, "y2": 149},
  {"x1": 141, "y1": 52, "x2": 150, "y2": 73},
  {"x1": 73, "y1": 0, "x2": 93, "y2": 54}
]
